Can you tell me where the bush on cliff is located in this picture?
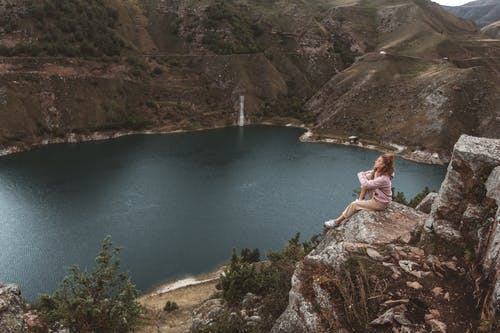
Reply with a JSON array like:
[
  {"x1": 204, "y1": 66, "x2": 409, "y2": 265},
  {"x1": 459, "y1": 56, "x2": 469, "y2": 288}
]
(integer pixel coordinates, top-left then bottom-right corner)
[
  {"x1": 215, "y1": 233, "x2": 322, "y2": 330},
  {"x1": 35, "y1": 236, "x2": 143, "y2": 332},
  {"x1": 393, "y1": 186, "x2": 432, "y2": 208}
]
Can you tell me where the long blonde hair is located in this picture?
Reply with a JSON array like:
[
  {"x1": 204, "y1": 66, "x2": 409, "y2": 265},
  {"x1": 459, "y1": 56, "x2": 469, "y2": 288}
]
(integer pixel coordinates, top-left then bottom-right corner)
[{"x1": 376, "y1": 153, "x2": 394, "y2": 177}]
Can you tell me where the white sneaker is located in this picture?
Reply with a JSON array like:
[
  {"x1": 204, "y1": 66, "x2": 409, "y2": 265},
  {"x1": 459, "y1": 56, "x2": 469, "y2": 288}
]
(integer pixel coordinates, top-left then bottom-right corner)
[{"x1": 324, "y1": 220, "x2": 340, "y2": 228}]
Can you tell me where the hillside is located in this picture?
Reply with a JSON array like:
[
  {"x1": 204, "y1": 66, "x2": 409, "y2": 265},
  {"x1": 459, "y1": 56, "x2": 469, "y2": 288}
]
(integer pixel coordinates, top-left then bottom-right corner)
[
  {"x1": 482, "y1": 20, "x2": 500, "y2": 37},
  {"x1": 443, "y1": 0, "x2": 500, "y2": 27},
  {"x1": 0, "y1": 0, "x2": 499, "y2": 161}
]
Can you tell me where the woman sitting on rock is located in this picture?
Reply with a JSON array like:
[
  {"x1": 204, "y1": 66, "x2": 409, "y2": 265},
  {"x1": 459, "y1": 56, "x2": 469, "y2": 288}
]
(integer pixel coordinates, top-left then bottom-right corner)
[{"x1": 324, "y1": 153, "x2": 394, "y2": 228}]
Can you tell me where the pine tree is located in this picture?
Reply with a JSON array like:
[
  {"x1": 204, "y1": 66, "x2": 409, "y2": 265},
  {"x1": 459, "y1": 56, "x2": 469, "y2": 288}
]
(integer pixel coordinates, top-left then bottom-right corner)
[{"x1": 36, "y1": 236, "x2": 143, "y2": 333}]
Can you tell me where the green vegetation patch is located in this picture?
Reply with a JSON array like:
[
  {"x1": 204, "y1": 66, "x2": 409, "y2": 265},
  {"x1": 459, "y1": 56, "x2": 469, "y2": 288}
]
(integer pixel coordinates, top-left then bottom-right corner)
[
  {"x1": 35, "y1": 236, "x2": 143, "y2": 332},
  {"x1": 199, "y1": 232, "x2": 322, "y2": 332},
  {"x1": 393, "y1": 186, "x2": 432, "y2": 208},
  {"x1": 0, "y1": 0, "x2": 124, "y2": 57},
  {"x1": 202, "y1": 0, "x2": 263, "y2": 54}
]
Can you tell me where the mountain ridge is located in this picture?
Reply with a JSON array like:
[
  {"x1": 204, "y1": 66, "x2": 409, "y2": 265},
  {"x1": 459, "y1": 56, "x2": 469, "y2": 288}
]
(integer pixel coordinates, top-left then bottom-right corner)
[
  {"x1": 0, "y1": 0, "x2": 498, "y2": 161},
  {"x1": 442, "y1": 0, "x2": 500, "y2": 27}
]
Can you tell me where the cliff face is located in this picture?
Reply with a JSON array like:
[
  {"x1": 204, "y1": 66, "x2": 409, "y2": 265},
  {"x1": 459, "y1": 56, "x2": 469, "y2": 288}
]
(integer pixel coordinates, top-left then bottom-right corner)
[
  {"x1": 271, "y1": 134, "x2": 500, "y2": 332},
  {"x1": 427, "y1": 134, "x2": 500, "y2": 323},
  {"x1": 271, "y1": 203, "x2": 430, "y2": 333},
  {"x1": 0, "y1": 284, "x2": 24, "y2": 333},
  {"x1": 0, "y1": 0, "x2": 499, "y2": 158}
]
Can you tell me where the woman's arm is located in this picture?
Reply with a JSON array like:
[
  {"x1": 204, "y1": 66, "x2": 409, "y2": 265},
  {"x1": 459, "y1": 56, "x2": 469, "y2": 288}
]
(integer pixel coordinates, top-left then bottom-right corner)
[{"x1": 357, "y1": 172, "x2": 388, "y2": 190}]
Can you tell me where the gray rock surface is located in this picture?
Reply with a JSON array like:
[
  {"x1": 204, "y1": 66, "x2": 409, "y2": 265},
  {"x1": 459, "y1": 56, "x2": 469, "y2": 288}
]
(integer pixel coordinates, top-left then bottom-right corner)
[
  {"x1": 0, "y1": 284, "x2": 24, "y2": 333},
  {"x1": 429, "y1": 135, "x2": 500, "y2": 240},
  {"x1": 415, "y1": 192, "x2": 438, "y2": 214},
  {"x1": 191, "y1": 298, "x2": 225, "y2": 331},
  {"x1": 484, "y1": 166, "x2": 500, "y2": 310},
  {"x1": 270, "y1": 202, "x2": 427, "y2": 333},
  {"x1": 424, "y1": 136, "x2": 500, "y2": 317}
]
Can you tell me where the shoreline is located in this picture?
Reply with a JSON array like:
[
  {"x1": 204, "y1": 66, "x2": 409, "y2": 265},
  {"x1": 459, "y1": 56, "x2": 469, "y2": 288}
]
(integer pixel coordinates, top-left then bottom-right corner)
[
  {"x1": 0, "y1": 122, "x2": 448, "y2": 165},
  {"x1": 136, "y1": 267, "x2": 224, "y2": 333},
  {"x1": 298, "y1": 130, "x2": 449, "y2": 165},
  {"x1": 140, "y1": 266, "x2": 225, "y2": 299}
]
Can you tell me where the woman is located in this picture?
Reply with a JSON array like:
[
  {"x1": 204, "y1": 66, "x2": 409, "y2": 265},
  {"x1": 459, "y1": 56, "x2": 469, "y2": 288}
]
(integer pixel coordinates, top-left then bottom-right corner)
[{"x1": 324, "y1": 153, "x2": 394, "y2": 228}]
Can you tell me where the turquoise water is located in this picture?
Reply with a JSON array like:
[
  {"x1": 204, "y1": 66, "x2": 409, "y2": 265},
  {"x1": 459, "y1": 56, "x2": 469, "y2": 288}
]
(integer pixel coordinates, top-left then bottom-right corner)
[{"x1": 0, "y1": 126, "x2": 446, "y2": 300}]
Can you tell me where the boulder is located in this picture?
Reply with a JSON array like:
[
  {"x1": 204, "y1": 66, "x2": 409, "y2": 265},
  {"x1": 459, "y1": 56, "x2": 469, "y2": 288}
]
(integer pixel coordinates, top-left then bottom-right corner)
[
  {"x1": 0, "y1": 284, "x2": 25, "y2": 333},
  {"x1": 428, "y1": 135, "x2": 500, "y2": 240},
  {"x1": 241, "y1": 292, "x2": 261, "y2": 309},
  {"x1": 23, "y1": 311, "x2": 47, "y2": 333},
  {"x1": 270, "y1": 202, "x2": 427, "y2": 333},
  {"x1": 415, "y1": 192, "x2": 438, "y2": 214},
  {"x1": 191, "y1": 298, "x2": 225, "y2": 331}
]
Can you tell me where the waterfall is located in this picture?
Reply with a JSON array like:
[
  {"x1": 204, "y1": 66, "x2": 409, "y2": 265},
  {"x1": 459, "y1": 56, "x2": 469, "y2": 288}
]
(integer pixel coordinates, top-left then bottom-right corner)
[{"x1": 238, "y1": 95, "x2": 245, "y2": 126}]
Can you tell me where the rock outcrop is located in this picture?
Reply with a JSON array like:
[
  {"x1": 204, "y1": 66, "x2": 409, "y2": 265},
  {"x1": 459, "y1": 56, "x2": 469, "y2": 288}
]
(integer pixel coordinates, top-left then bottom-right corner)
[
  {"x1": 482, "y1": 165, "x2": 500, "y2": 320},
  {"x1": 191, "y1": 298, "x2": 226, "y2": 331},
  {"x1": 191, "y1": 292, "x2": 265, "y2": 331},
  {"x1": 415, "y1": 192, "x2": 438, "y2": 214},
  {"x1": 0, "y1": 284, "x2": 24, "y2": 333},
  {"x1": 427, "y1": 135, "x2": 500, "y2": 240},
  {"x1": 271, "y1": 203, "x2": 428, "y2": 333},
  {"x1": 271, "y1": 135, "x2": 499, "y2": 332}
]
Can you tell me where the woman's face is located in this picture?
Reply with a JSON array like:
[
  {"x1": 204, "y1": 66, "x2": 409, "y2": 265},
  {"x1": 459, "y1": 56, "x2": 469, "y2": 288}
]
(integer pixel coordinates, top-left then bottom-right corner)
[{"x1": 374, "y1": 157, "x2": 384, "y2": 169}]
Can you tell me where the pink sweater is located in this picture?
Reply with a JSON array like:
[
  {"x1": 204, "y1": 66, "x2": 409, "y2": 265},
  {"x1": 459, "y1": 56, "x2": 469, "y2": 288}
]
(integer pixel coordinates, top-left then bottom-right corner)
[{"x1": 357, "y1": 170, "x2": 393, "y2": 204}]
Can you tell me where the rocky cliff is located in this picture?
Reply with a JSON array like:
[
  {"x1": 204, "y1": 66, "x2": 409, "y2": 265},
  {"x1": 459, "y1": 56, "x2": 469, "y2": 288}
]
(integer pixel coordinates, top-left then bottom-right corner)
[
  {"x1": 0, "y1": 284, "x2": 24, "y2": 333},
  {"x1": 268, "y1": 134, "x2": 500, "y2": 332},
  {"x1": 0, "y1": 0, "x2": 499, "y2": 160}
]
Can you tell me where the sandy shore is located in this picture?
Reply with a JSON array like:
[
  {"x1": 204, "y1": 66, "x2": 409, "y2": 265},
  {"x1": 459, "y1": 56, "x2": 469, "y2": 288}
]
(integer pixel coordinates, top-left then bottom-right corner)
[{"x1": 136, "y1": 268, "x2": 224, "y2": 333}]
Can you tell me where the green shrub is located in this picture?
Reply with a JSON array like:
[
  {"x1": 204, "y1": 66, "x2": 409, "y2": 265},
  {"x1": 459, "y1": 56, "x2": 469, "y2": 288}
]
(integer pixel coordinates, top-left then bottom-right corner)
[
  {"x1": 36, "y1": 236, "x2": 143, "y2": 333},
  {"x1": 23, "y1": 0, "x2": 123, "y2": 57},
  {"x1": 333, "y1": 34, "x2": 357, "y2": 67},
  {"x1": 393, "y1": 191, "x2": 408, "y2": 205},
  {"x1": 240, "y1": 248, "x2": 260, "y2": 263},
  {"x1": 146, "y1": 100, "x2": 157, "y2": 108},
  {"x1": 408, "y1": 186, "x2": 430, "y2": 208},
  {"x1": 219, "y1": 249, "x2": 260, "y2": 305},
  {"x1": 217, "y1": 232, "x2": 321, "y2": 330},
  {"x1": 163, "y1": 301, "x2": 179, "y2": 312},
  {"x1": 152, "y1": 67, "x2": 163, "y2": 75},
  {"x1": 393, "y1": 186, "x2": 433, "y2": 208},
  {"x1": 202, "y1": 0, "x2": 263, "y2": 54}
]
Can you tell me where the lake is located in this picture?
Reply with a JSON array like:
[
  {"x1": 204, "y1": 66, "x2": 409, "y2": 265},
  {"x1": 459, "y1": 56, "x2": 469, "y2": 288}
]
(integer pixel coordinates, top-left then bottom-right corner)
[{"x1": 0, "y1": 126, "x2": 446, "y2": 300}]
